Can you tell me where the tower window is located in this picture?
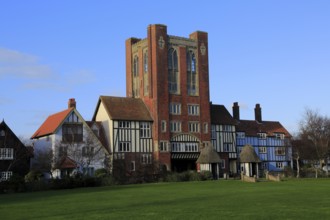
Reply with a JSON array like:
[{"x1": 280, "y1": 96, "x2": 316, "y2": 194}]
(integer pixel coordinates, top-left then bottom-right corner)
[
  {"x1": 168, "y1": 48, "x2": 179, "y2": 94},
  {"x1": 187, "y1": 50, "x2": 198, "y2": 96},
  {"x1": 143, "y1": 51, "x2": 149, "y2": 96},
  {"x1": 133, "y1": 55, "x2": 139, "y2": 97}
]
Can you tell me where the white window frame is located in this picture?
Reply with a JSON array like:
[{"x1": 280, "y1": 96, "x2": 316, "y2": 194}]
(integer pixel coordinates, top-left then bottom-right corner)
[
  {"x1": 275, "y1": 133, "x2": 285, "y2": 139},
  {"x1": 188, "y1": 121, "x2": 200, "y2": 133},
  {"x1": 259, "y1": 147, "x2": 267, "y2": 154},
  {"x1": 0, "y1": 148, "x2": 14, "y2": 160},
  {"x1": 0, "y1": 171, "x2": 12, "y2": 181},
  {"x1": 188, "y1": 104, "x2": 200, "y2": 115},
  {"x1": 159, "y1": 141, "x2": 168, "y2": 152},
  {"x1": 119, "y1": 142, "x2": 131, "y2": 152},
  {"x1": 119, "y1": 121, "x2": 130, "y2": 128},
  {"x1": 141, "y1": 154, "x2": 152, "y2": 164},
  {"x1": 131, "y1": 161, "x2": 135, "y2": 171},
  {"x1": 161, "y1": 120, "x2": 166, "y2": 133},
  {"x1": 140, "y1": 122, "x2": 151, "y2": 138},
  {"x1": 169, "y1": 103, "x2": 181, "y2": 115},
  {"x1": 258, "y1": 133, "x2": 267, "y2": 139},
  {"x1": 237, "y1": 132, "x2": 245, "y2": 139},
  {"x1": 276, "y1": 162, "x2": 284, "y2": 169},
  {"x1": 211, "y1": 125, "x2": 216, "y2": 139},
  {"x1": 223, "y1": 125, "x2": 232, "y2": 132},
  {"x1": 170, "y1": 121, "x2": 182, "y2": 132},
  {"x1": 220, "y1": 159, "x2": 225, "y2": 169}
]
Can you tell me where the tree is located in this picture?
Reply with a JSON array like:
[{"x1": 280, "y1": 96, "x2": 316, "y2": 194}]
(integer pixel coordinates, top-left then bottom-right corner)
[
  {"x1": 298, "y1": 108, "x2": 330, "y2": 178},
  {"x1": 54, "y1": 130, "x2": 108, "y2": 177}
]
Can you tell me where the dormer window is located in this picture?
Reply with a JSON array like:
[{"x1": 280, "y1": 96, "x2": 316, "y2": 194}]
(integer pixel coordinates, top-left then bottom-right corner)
[
  {"x1": 237, "y1": 132, "x2": 245, "y2": 139},
  {"x1": 275, "y1": 133, "x2": 285, "y2": 139},
  {"x1": 258, "y1": 133, "x2": 267, "y2": 139},
  {"x1": 0, "y1": 130, "x2": 5, "y2": 137}
]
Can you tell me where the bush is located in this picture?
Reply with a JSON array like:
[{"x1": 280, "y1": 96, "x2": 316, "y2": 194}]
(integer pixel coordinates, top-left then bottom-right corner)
[
  {"x1": 199, "y1": 171, "x2": 213, "y2": 181},
  {"x1": 95, "y1": 168, "x2": 109, "y2": 178},
  {"x1": 25, "y1": 170, "x2": 43, "y2": 182}
]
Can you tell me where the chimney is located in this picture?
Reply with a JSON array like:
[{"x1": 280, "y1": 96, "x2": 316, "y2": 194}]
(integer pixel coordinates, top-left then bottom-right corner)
[
  {"x1": 255, "y1": 103, "x2": 262, "y2": 122},
  {"x1": 233, "y1": 102, "x2": 240, "y2": 120},
  {"x1": 68, "y1": 98, "x2": 76, "y2": 109}
]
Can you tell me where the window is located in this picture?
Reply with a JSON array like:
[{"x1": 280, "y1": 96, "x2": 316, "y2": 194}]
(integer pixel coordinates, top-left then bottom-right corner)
[
  {"x1": 0, "y1": 148, "x2": 13, "y2": 160},
  {"x1": 237, "y1": 132, "x2": 245, "y2": 139},
  {"x1": 275, "y1": 133, "x2": 285, "y2": 139},
  {"x1": 168, "y1": 48, "x2": 179, "y2": 94},
  {"x1": 114, "y1": 153, "x2": 125, "y2": 160},
  {"x1": 82, "y1": 146, "x2": 94, "y2": 156},
  {"x1": 211, "y1": 125, "x2": 216, "y2": 139},
  {"x1": 275, "y1": 147, "x2": 286, "y2": 156},
  {"x1": 187, "y1": 50, "x2": 198, "y2": 96},
  {"x1": 261, "y1": 162, "x2": 268, "y2": 170},
  {"x1": 171, "y1": 142, "x2": 198, "y2": 152},
  {"x1": 0, "y1": 130, "x2": 5, "y2": 136},
  {"x1": 189, "y1": 122, "x2": 200, "y2": 133},
  {"x1": 119, "y1": 121, "x2": 130, "y2": 128},
  {"x1": 220, "y1": 159, "x2": 225, "y2": 169},
  {"x1": 159, "y1": 141, "x2": 168, "y2": 152},
  {"x1": 141, "y1": 154, "x2": 152, "y2": 164},
  {"x1": 143, "y1": 51, "x2": 149, "y2": 96},
  {"x1": 276, "y1": 162, "x2": 284, "y2": 169},
  {"x1": 223, "y1": 125, "x2": 232, "y2": 132},
  {"x1": 203, "y1": 123, "x2": 208, "y2": 134},
  {"x1": 259, "y1": 147, "x2": 267, "y2": 154},
  {"x1": 140, "y1": 122, "x2": 151, "y2": 138},
  {"x1": 161, "y1": 120, "x2": 166, "y2": 132},
  {"x1": 188, "y1": 104, "x2": 199, "y2": 115},
  {"x1": 223, "y1": 143, "x2": 232, "y2": 152},
  {"x1": 62, "y1": 123, "x2": 83, "y2": 142},
  {"x1": 119, "y1": 142, "x2": 130, "y2": 152},
  {"x1": 131, "y1": 161, "x2": 135, "y2": 171},
  {"x1": 258, "y1": 133, "x2": 267, "y2": 139},
  {"x1": 133, "y1": 55, "x2": 139, "y2": 97},
  {"x1": 169, "y1": 103, "x2": 181, "y2": 115},
  {"x1": 170, "y1": 121, "x2": 181, "y2": 132},
  {"x1": 0, "y1": 171, "x2": 12, "y2": 181}
]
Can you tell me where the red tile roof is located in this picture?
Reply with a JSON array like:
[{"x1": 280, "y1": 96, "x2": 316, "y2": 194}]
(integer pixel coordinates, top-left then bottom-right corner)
[
  {"x1": 58, "y1": 156, "x2": 77, "y2": 169},
  {"x1": 31, "y1": 108, "x2": 73, "y2": 139},
  {"x1": 93, "y1": 96, "x2": 153, "y2": 121},
  {"x1": 211, "y1": 104, "x2": 236, "y2": 125},
  {"x1": 236, "y1": 120, "x2": 291, "y2": 138}
]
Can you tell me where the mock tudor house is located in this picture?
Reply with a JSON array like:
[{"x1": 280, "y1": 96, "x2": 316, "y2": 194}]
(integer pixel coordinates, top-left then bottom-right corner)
[
  {"x1": 31, "y1": 99, "x2": 109, "y2": 178},
  {"x1": 234, "y1": 102, "x2": 292, "y2": 176},
  {"x1": 210, "y1": 104, "x2": 237, "y2": 177},
  {"x1": 0, "y1": 120, "x2": 31, "y2": 181}
]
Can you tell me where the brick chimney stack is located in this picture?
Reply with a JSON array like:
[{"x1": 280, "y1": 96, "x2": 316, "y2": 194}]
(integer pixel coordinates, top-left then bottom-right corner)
[
  {"x1": 233, "y1": 102, "x2": 240, "y2": 120},
  {"x1": 255, "y1": 103, "x2": 262, "y2": 122},
  {"x1": 68, "y1": 98, "x2": 76, "y2": 109}
]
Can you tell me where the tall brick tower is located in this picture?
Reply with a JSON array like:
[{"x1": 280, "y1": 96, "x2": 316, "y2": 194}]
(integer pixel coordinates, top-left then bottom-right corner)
[{"x1": 126, "y1": 24, "x2": 211, "y2": 171}]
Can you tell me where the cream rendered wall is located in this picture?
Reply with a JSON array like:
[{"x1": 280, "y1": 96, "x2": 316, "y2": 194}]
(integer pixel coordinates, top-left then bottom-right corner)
[{"x1": 95, "y1": 101, "x2": 113, "y2": 153}]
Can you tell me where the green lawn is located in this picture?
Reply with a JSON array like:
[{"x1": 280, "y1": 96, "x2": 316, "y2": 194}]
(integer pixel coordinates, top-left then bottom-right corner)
[{"x1": 1, "y1": 179, "x2": 330, "y2": 219}]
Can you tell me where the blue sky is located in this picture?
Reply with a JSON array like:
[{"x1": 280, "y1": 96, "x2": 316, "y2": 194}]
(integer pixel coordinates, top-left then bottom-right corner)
[{"x1": 1, "y1": 0, "x2": 330, "y2": 139}]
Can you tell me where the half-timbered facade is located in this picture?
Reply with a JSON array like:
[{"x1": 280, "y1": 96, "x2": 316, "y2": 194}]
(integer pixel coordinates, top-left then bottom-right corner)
[
  {"x1": 31, "y1": 99, "x2": 109, "y2": 178},
  {"x1": 211, "y1": 104, "x2": 237, "y2": 177},
  {"x1": 0, "y1": 120, "x2": 31, "y2": 181},
  {"x1": 233, "y1": 103, "x2": 292, "y2": 175},
  {"x1": 92, "y1": 96, "x2": 154, "y2": 176}
]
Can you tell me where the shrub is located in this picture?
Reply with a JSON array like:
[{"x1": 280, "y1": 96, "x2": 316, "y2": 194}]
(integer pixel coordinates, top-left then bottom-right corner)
[{"x1": 95, "y1": 168, "x2": 109, "y2": 178}]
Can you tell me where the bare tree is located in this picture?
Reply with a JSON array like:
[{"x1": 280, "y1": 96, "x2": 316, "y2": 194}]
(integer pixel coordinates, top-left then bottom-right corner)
[
  {"x1": 55, "y1": 130, "x2": 107, "y2": 177},
  {"x1": 30, "y1": 148, "x2": 53, "y2": 178},
  {"x1": 298, "y1": 108, "x2": 330, "y2": 178}
]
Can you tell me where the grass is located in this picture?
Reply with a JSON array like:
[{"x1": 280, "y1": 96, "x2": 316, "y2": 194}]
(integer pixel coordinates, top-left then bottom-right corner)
[{"x1": 1, "y1": 179, "x2": 330, "y2": 219}]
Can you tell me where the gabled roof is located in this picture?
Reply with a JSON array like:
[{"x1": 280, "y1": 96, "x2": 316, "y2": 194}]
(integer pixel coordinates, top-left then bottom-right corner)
[
  {"x1": 85, "y1": 121, "x2": 110, "y2": 154},
  {"x1": 211, "y1": 104, "x2": 236, "y2": 125},
  {"x1": 58, "y1": 156, "x2": 77, "y2": 169},
  {"x1": 93, "y1": 96, "x2": 153, "y2": 121},
  {"x1": 236, "y1": 120, "x2": 291, "y2": 138},
  {"x1": 31, "y1": 108, "x2": 74, "y2": 139}
]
